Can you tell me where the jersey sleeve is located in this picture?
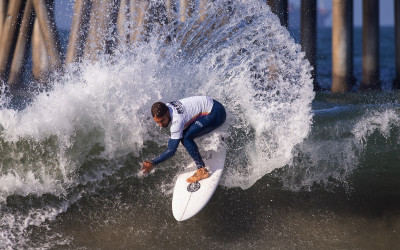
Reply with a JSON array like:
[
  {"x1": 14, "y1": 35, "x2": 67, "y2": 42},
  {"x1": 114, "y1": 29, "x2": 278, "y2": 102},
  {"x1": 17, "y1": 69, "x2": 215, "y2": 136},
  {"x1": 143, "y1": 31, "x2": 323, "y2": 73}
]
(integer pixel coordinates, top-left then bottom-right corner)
[{"x1": 151, "y1": 138, "x2": 180, "y2": 165}]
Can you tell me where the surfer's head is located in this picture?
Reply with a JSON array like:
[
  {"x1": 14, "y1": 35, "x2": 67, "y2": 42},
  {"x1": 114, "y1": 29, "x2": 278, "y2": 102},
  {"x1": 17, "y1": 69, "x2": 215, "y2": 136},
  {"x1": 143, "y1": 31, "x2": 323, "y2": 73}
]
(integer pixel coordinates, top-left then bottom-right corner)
[{"x1": 151, "y1": 102, "x2": 170, "y2": 128}]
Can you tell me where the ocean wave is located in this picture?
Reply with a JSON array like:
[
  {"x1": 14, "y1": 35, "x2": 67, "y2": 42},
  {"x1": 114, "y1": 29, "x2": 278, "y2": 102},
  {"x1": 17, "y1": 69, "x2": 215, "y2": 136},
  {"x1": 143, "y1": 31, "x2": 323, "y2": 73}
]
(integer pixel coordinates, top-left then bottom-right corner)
[{"x1": 0, "y1": 0, "x2": 314, "y2": 247}]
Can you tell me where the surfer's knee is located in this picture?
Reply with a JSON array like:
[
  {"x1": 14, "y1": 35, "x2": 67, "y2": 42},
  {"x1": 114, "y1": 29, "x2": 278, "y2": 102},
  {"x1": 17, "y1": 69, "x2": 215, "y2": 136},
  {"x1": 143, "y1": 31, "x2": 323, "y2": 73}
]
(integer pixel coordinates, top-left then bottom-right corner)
[{"x1": 181, "y1": 136, "x2": 195, "y2": 147}]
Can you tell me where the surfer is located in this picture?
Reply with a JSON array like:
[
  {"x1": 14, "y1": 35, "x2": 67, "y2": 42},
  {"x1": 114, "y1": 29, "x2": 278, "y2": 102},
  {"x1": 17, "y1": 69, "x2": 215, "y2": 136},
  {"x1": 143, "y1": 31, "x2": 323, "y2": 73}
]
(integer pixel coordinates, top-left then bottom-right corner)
[{"x1": 141, "y1": 96, "x2": 226, "y2": 183}]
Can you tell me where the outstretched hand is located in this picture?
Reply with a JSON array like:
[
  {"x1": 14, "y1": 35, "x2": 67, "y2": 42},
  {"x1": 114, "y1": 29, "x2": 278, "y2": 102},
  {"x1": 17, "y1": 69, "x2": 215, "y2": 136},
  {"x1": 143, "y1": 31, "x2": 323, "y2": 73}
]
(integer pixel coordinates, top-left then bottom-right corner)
[{"x1": 140, "y1": 160, "x2": 154, "y2": 175}]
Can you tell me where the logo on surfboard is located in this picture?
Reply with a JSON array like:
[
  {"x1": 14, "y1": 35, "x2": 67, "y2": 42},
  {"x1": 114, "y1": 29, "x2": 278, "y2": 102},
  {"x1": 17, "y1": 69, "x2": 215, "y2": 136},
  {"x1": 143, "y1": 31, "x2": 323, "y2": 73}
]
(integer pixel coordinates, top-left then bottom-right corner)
[{"x1": 187, "y1": 182, "x2": 201, "y2": 192}]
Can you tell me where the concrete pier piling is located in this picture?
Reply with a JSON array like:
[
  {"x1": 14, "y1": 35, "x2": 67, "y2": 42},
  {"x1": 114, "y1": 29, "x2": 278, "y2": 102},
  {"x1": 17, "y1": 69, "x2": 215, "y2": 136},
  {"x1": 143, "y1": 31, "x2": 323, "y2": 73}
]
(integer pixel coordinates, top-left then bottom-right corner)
[
  {"x1": 32, "y1": 17, "x2": 49, "y2": 81},
  {"x1": 117, "y1": 0, "x2": 130, "y2": 45},
  {"x1": 0, "y1": 0, "x2": 24, "y2": 80},
  {"x1": 331, "y1": 0, "x2": 354, "y2": 93},
  {"x1": 8, "y1": 0, "x2": 35, "y2": 85},
  {"x1": 129, "y1": 0, "x2": 149, "y2": 42},
  {"x1": 83, "y1": 0, "x2": 120, "y2": 60},
  {"x1": 66, "y1": 0, "x2": 92, "y2": 64},
  {"x1": 179, "y1": 0, "x2": 194, "y2": 22},
  {"x1": 165, "y1": 0, "x2": 176, "y2": 23},
  {"x1": 300, "y1": 0, "x2": 319, "y2": 91},
  {"x1": 360, "y1": 0, "x2": 380, "y2": 91},
  {"x1": 0, "y1": 0, "x2": 7, "y2": 39},
  {"x1": 198, "y1": 0, "x2": 208, "y2": 22},
  {"x1": 32, "y1": 0, "x2": 62, "y2": 71}
]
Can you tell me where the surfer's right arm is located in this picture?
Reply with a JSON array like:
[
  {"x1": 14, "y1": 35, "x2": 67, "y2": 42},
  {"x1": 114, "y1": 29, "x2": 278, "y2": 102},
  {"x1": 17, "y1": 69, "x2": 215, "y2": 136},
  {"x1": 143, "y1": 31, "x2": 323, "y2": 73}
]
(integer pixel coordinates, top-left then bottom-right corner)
[
  {"x1": 152, "y1": 138, "x2": 180, "y2": 164},
  {"x1": 141, "y1": 138, "x2": 180, "y2": 174}
]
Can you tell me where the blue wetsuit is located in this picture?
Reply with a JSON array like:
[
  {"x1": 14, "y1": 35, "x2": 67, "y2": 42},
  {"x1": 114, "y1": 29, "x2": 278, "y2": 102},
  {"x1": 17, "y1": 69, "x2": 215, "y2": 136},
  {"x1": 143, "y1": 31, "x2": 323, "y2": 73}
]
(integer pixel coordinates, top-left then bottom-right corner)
[{"x1": 151, "y1": 99, "x2": 226, "y2": 168}]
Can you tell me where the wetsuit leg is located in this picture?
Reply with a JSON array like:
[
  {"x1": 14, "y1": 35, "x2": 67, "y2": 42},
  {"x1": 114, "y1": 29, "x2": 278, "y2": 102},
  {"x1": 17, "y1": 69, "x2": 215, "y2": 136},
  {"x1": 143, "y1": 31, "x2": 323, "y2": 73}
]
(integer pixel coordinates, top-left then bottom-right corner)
[{"x1": 180, "y1": 100, "x2": 226, "y2": 168}]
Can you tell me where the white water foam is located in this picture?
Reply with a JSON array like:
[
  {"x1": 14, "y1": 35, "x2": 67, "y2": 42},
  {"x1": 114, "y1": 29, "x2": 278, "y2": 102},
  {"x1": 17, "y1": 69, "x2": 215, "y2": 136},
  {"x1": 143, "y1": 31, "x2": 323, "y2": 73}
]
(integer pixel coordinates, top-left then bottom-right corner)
[
  {"x1": 280, "y1": 107, "x2": 400, "y2": 191},
  {"x1": 0, "y1": 0, "x2": 314, "y2": 247}
]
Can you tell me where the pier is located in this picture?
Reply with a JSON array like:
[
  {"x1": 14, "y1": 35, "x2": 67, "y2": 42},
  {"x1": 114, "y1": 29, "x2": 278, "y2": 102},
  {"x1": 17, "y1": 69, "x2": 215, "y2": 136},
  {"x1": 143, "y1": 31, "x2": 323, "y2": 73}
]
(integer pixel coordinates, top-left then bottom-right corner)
[
  {"x1": 0, "y1": 0, "x2": 399, "y2": 92},
  {"x1": 360, "y1": 0, "x2": 379, "y2": 91},
  {"x1": 395, "y1": 0, "x2": 400, "y2": 89},
  {"x1": 268, "y1": 0, "x2": 398, "y2": 92},
  {"x1": 331, "y1": 0, "x2": 354, "y2": 92}
]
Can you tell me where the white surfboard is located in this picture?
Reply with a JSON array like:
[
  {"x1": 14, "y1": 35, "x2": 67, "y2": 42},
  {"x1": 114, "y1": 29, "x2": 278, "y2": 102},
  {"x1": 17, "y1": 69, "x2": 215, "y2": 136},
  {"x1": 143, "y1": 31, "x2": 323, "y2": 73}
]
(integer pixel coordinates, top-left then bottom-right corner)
[{"x1": 172, "y1": 143, "x2": 226, "y2": 221}]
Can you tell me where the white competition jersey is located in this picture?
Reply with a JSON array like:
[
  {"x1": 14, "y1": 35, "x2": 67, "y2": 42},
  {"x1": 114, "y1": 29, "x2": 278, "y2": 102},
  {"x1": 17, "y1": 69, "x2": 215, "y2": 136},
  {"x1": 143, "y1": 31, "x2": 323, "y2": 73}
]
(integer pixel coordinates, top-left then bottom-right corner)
[{"x1": 166, "y1": 96, "x2": 214, "y2": 139}]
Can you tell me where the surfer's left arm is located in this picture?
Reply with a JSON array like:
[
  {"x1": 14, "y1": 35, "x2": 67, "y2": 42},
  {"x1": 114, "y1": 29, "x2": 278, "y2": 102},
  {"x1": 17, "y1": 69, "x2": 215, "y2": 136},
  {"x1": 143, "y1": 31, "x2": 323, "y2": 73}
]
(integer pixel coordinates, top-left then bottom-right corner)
[{"x1": 141, "y1": 138, "x2": 180, "y2": 174}]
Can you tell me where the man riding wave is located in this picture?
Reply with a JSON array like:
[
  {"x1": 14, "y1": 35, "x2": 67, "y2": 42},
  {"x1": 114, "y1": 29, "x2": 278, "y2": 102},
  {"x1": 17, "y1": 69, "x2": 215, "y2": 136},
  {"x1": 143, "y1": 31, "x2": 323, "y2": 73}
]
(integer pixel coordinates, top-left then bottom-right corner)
[{"x1": 141, "y1": 96, "x2": 226, "y2": 183}]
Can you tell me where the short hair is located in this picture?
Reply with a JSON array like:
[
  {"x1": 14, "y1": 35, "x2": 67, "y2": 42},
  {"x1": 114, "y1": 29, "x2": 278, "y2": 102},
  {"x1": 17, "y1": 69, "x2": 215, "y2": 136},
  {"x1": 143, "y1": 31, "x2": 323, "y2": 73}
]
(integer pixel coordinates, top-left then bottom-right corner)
[{"x1": 151, "y1": 102, "x2": 168, "y2": 117}]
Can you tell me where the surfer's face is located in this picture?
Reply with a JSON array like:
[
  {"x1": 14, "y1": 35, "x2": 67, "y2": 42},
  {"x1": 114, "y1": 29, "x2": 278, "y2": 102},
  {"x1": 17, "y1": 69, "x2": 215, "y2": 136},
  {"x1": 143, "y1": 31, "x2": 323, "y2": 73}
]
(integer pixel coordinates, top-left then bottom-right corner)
[{"x1": 153, "y1": 114, "x2": 170, "y2": 128}]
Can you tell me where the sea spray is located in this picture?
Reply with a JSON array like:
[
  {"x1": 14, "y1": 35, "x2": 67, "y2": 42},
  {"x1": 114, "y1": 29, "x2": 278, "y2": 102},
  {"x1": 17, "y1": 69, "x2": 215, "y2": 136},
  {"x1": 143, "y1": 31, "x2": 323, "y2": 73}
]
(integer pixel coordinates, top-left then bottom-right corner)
[
  {"x1": 0, "y1": 0, "x2": 315, "y2": 248},
  {"x1": 279, "y1": 105, "x2": 400, "y2": 191}
]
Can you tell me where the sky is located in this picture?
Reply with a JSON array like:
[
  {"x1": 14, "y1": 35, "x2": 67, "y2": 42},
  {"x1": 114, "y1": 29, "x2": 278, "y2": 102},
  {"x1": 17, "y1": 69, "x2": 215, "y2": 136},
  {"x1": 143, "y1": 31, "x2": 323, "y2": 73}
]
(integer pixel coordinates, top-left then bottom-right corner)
[{"x1": 55, "y1": 0, "x2": 395, "y2": 30}]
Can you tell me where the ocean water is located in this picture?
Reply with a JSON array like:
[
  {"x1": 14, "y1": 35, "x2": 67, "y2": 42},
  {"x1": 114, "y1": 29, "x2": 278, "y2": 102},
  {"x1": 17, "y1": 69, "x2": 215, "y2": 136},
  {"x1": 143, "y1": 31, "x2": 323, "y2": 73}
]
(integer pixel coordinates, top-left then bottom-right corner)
[{"x1": 0, "y1": 0, "x2": 399, "y2": 249}]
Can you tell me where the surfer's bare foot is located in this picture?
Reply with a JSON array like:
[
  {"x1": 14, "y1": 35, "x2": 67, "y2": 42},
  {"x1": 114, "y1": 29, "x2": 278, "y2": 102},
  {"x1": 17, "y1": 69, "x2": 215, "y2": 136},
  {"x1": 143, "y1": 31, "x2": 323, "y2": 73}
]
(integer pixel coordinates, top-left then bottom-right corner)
[{"x1": 186, "y1": 167, "x2": 210, "y2": 183}]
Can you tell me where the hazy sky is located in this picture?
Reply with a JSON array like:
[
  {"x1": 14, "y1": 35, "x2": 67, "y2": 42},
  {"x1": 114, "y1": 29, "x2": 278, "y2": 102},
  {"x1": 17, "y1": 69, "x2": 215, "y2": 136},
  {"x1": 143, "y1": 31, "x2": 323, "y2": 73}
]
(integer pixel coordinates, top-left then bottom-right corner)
[{"x1": 55, "y1": 0, "x2": 395, "y2": 30}]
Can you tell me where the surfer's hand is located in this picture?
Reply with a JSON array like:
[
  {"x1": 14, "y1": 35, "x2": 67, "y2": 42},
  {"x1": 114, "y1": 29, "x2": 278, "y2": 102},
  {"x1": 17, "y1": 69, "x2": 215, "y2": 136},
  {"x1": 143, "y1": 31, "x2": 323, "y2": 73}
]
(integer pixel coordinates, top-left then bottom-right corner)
[{"x1": 140, "y1": 160, "x2": 153, "y2": 175}]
